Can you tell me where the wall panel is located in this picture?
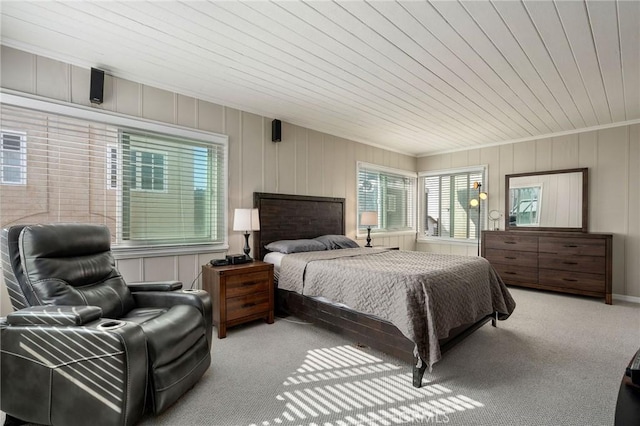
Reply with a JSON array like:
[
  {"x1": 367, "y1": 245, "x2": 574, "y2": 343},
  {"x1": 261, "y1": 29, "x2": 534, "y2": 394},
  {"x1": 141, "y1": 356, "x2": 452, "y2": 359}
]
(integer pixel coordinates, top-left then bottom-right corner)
[
  {"x1": 277, "y1": 121, "x2": 296, "y2": 195},
  {"x1": 294, "y1": 126, "x2": 309, "y2": 195},
  {"x1": 142, "y1": 86, "x2": 174, "y2": 123},
  {"x1": 417, "y1": 123, "x2": 640, "y2": 299},
  {"x1": 177, "y1": 94, "x2": 196, "y2": 128},
  {"x1": 36, "y1": 56, "x2": 69, "y2": 102},
  {"x1": 0, "y1": 46, "x2": 417, "y2": 315}
]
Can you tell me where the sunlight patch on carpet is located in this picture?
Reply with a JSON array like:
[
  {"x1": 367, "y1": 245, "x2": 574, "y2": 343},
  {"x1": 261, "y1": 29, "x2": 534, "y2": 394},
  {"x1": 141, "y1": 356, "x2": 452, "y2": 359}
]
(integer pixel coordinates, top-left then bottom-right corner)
[{"x1": 248, "y1": 345, "x2": 485, "y2": 426}]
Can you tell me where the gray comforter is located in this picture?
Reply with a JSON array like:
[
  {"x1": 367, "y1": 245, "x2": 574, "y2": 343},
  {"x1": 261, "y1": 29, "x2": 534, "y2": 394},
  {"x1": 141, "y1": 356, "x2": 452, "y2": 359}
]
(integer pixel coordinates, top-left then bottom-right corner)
[{"x1": 278, "y1": 248, "x2": 516, "y2": 369}]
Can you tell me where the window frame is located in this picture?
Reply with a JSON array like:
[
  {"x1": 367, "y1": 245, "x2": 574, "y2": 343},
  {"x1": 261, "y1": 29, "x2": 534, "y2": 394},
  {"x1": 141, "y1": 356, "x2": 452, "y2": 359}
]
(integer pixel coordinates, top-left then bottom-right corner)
[
  {"x1": 418, "y1": 165, "x2": 488, "y2": 244},
  {"x1": 0, "y1": 129, "x2": 27, "y2": 185},
  {"x1": 356, "y1": 161, "x2": 417, "y2": 238},
  {"x1": 1, "y1": 92, "x2": 230, "y2": 258},
  {"x1": 128, "y1": 146, "x2": 168, "y2": 193}
]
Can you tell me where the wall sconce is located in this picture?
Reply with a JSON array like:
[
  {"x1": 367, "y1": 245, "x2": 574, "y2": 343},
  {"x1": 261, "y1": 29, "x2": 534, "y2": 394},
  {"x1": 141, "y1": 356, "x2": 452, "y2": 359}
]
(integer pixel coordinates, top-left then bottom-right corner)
[
  {"x1": 233, "y1": 208, "x2": 260, "y2": 259},
  {"x1": 470, "y1": 182, "x2": 488, "y2": 256},
  {"x1": 360, "y1": 211, "x2": 378, "y2": 248}
]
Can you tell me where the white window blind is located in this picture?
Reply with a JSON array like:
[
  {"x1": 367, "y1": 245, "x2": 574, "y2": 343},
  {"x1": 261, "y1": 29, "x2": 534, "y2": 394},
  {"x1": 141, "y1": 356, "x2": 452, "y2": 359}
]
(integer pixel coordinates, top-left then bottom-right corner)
[
  {"x1": 357, "y1": 162, "x2": 416, "y2": 233},
  {"x1": 0, "y1": 101, "x2": 227, "y2": 250},
  {"x1": 420, "y1": 168, "x2": 485, "y2": 241}
]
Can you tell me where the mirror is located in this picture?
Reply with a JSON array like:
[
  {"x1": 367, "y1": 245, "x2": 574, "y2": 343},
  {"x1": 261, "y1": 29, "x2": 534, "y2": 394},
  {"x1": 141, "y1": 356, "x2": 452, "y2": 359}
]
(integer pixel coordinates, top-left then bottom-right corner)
[{"x1": 505, "y1": 168, "x2": 588, "y2": 232}]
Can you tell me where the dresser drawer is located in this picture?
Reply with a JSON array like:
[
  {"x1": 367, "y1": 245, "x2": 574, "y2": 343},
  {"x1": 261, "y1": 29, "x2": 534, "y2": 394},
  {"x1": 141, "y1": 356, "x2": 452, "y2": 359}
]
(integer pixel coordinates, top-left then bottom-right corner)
[
  {"x1": 484, "y1": 234, "x2": 538, "y2": 252},
  {"x1": 485, "y1": 248, "x2": 537, "y2": 268},
  {"x1": 226, "y1": 271, "x2": 271, "y2": 298},
  {"x1": 539, "y1": 269, "x2": 605, "y2": 293},
  {"x1": 492, "y1": 264, "x2": 538, "y2": 284},
  {"x1": 538, "y1": 237, "x2": 606, "y2": 256},
  {"x1": 226, "y1": 291, "x2": 270, "y2": 321},
  {"x1": 539, "y1": 253, "x2": 605, "y2": 274}
]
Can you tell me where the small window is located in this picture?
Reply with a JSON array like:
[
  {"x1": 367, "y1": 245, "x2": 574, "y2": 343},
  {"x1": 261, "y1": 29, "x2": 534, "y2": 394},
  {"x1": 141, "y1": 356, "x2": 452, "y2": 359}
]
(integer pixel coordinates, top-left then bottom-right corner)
[
  {"x1": 129, "y1": 149, "x2": 167, "y2": 192},
  {"x1": 107, "y1": 145, "x2": 118, "y2": 190},
  {"x1": 509, "y1": 185, "x2": 542, "y2": 227},
  {"x1": 357, "y1": 162, "x2": 416, "y2": 234},
  {"x1": 419, "y1": 167, "x2": 486, "y2": 241},
  {"x1": 1, "y1": 131, "x2": 26, "y2": 185}
]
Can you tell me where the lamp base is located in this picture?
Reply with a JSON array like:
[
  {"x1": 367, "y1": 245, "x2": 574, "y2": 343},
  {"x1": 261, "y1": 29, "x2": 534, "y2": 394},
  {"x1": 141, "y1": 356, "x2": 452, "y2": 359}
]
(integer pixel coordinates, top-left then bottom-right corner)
[
  {"x1": 242, "y1": 232, "x2": 252, "y2": 260},
  {"x1": 365, "y1": 227, "x2": 372, "y2": 248}
]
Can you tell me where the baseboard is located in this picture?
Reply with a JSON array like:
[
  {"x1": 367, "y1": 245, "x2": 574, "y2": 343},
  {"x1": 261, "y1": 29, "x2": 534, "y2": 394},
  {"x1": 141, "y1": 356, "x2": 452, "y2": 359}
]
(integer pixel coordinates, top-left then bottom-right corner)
[{"x1": 613, "y1": 293, "x2": 640, "y2": 304}]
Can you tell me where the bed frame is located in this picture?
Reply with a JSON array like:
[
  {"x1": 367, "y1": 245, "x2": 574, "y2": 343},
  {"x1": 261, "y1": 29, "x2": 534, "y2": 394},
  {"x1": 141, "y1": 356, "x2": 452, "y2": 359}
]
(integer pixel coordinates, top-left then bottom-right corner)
[{"x1": 253, "y1": 192, "x2": 494, "y2": 387}]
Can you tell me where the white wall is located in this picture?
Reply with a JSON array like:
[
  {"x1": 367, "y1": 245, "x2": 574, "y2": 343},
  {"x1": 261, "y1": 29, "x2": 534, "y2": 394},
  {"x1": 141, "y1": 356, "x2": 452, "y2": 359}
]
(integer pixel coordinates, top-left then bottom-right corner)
[
  {"x1": 0, "y1": 46, "x2": 417, "y2": 315},
  {"x1": 417, "y1": 127, "x2": 640, "y2": 299}
]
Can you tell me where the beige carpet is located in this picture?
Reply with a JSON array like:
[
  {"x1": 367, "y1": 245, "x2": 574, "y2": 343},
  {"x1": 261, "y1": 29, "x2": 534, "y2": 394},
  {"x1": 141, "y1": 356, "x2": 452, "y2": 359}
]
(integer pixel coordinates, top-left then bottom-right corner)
[{"x1": 4, "y1": 287, "x2": 639, "y2": 425}]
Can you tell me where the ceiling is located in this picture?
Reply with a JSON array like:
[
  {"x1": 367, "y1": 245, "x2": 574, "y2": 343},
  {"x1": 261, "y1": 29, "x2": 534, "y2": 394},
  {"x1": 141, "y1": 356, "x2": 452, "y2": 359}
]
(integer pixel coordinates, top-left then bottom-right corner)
[{"x1": 1, "y1": 1, "x2": 638, "y2": 157}]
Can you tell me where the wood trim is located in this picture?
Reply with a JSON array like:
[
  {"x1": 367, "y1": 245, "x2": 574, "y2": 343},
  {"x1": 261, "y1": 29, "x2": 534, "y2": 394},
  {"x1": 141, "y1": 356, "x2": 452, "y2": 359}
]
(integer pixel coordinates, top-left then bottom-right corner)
[
  {"x1": 253, "y1": 192, "x2": 346, "y2": 261},
  {"x1": 482, "y1": 230, "x2": 612, "y2": 304},
  {"x1": 505, "y1": 167, "x2": 588, "y2": 233},
  {"x1": 255, "y1": 191, "x2": 493, "y2": 376}
]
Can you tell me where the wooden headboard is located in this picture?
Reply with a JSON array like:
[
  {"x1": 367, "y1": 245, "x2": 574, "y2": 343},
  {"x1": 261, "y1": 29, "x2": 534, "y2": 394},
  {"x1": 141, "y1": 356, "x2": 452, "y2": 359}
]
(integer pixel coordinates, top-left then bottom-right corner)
[{"x1": 253, "y1": 192, "x2": 346, "y2": 261}]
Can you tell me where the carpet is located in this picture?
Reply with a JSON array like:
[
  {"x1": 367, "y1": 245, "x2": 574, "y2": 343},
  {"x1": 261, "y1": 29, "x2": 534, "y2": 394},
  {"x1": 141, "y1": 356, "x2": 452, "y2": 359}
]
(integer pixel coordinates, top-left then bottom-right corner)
[
  {"x1": 138, "y1": 287, "x2": 639, "y2": 426},
  {"x1": 3, "y1": 287, "x2": 639, "y2": 425}
]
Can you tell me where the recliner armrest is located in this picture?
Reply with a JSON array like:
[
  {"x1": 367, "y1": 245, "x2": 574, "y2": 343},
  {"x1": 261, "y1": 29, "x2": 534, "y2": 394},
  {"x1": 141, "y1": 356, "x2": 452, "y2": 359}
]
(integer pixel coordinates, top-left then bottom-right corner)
[
  {"x1": 6, "y1": 305, "x2": 103, "y2": 326},
  {"x1": 128, "y1": 281, "x2": 183, "y2": 291}
]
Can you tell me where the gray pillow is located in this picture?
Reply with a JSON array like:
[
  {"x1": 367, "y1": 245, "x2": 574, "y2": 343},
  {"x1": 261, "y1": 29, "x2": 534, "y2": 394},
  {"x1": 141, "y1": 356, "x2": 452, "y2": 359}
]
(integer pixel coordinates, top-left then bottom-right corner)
[
  {"x1": 314, "y1": 234, "x2": 360, "y2": 250},
  {"x1": 265, "y1": 239, "x2": 327, "y2": 254}
]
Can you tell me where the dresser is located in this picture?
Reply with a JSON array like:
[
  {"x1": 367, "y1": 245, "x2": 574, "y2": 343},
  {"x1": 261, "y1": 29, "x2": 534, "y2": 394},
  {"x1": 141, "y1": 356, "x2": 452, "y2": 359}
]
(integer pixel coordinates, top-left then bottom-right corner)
[
  {"x1": 202, "y1": 261, "x2": 274, "y2": 338},
  {"x1": 482, "y1": 230, "x2": 613, "y2": 304}
]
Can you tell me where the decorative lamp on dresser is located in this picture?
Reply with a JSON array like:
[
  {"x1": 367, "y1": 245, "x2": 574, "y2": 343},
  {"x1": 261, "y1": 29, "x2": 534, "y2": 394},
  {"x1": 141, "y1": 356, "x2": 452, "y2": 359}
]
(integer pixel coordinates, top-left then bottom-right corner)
[
  {"x1": 202, "y1": 260, "x2": 274, "y2": 338},
  {"x1": 481, "y1": 168, "x2": 613, "y2": 304}
]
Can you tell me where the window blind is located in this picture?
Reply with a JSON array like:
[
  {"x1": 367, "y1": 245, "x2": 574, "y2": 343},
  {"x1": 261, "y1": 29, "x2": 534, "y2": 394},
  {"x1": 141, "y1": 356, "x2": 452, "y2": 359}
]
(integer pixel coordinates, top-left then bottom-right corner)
[
  {"x1": 421, "y1": 169, "x2": 485, "y2": 240},
  {"x1": 357, "y1": 162, "x2": 416, "y2": 233},
  {"x1": 0, "y1": 103, "x2": 227, "y2": 249}
]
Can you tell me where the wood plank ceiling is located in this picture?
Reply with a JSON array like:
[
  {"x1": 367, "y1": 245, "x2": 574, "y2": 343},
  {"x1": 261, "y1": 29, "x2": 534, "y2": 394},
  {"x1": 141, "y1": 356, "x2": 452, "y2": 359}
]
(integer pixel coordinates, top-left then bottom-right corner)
[{"x1": 1, "y1": 1, "x2": 638, "y2": 156}]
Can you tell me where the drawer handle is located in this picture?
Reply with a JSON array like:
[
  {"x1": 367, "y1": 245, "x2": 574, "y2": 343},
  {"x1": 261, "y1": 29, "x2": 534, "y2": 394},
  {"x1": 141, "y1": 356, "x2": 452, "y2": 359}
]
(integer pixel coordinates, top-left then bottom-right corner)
[
  {"x1": 505, "y1": 256, "x2": 517, "y2": 260},
  {"x1": 562, "y1": 261, "x2": 578, "y2": 265},
  {"x1": 242, "y1": 281, "x2": 257, "y2": 287},
  {"x1": 504, "y1": 271, "x2": 517, "y2": 275},
  {"x1": 562, "y1": 278, "x2": 578, "y2": 282},
  {"x1": 241, "y1": 302, "x2": 256, "y2": 308},
  {"x1": 504, "y1": 241, "x2": 517, "y2": 245},
  {"x1": 564, "y1": 244, "x2": 578, "y2": 248}
]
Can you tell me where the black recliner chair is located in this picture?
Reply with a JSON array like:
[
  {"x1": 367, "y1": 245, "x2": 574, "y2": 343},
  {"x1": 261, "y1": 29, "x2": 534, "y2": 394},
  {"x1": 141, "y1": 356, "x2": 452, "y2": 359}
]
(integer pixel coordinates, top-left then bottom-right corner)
[{"x1": 0, "y1": 224, "x2": 213, "y2": 426}]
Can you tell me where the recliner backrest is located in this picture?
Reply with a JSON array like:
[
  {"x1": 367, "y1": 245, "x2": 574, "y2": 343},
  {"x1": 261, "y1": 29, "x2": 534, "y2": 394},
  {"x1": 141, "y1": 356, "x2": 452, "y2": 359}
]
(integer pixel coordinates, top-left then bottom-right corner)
[
  {"x1": 12, "y1": 223, "x2": 135, "y2": 318},
  {"x1": 1, "y1": 224, "x2": 33, "y2": 310}
]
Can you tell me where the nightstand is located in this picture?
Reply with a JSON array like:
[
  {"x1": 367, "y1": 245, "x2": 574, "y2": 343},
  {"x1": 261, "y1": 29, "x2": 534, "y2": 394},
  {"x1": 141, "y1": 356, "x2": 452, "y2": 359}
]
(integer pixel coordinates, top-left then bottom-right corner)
[
  {"x1": 202, "y1": 261, "x2": 274, "y2": 338},
  {"x1": 370, "y1": 246, "x2": 400, "y2": 250}
]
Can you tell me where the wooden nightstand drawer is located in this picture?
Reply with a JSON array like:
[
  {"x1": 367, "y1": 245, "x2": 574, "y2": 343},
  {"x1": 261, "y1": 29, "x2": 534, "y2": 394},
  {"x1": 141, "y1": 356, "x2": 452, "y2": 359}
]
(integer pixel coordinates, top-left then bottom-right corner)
[
  {"x1": 226, "y1": 272, "x2": 270, "y2": 297},
  {"x1": 227, "y1": 292, "x2": 270, "y2": 321}
]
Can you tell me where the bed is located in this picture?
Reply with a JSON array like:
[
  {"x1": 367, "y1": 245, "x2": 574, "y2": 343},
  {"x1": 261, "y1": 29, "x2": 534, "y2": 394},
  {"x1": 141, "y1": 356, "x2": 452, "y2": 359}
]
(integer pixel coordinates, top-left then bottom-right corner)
[{"x1": 253, "y1": 192, "x2": 516, "y2": 387}]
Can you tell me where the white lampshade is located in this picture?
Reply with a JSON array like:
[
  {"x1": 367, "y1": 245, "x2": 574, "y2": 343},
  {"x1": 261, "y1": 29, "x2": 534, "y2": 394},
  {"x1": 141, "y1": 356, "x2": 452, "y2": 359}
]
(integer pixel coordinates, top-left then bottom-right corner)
[
  {"x1": 360, "y1": 211, "x2": 378, "y2": 226},
  {"x1": 233, "y1": 208, "x2": 260, "y2": 232}
]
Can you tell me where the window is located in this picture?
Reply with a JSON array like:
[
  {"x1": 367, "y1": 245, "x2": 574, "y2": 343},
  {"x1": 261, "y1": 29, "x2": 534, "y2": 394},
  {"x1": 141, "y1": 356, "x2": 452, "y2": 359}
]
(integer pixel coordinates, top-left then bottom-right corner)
[
  {"x1": 419, "y1": 167, "x2": 486, "y2": 241},
  {"x1": 128, "y1": 147, "x2": 167, "y2": 192},
  {"x1": 509, "y1": 185, "x2": 541, "y2": 227},
  {"x1": 107, "y1": 145, "x2": 118, "y2": 190},
  {"x1": 0, "y1": 96, "x2": 228, "y2": 253},
  {"x1": 1, "y1": 130, "x2": 26, "y2": 184},
  {"x1": 357, "y1": 162, "x2": 416, "y2": 234}
]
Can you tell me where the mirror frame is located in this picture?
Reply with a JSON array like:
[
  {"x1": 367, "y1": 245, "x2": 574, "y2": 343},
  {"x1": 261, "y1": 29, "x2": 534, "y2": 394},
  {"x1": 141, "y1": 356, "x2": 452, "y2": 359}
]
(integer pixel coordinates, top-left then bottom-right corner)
[{"x1": 504, "y1": 167, "x2": 588, "y2": 233}]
